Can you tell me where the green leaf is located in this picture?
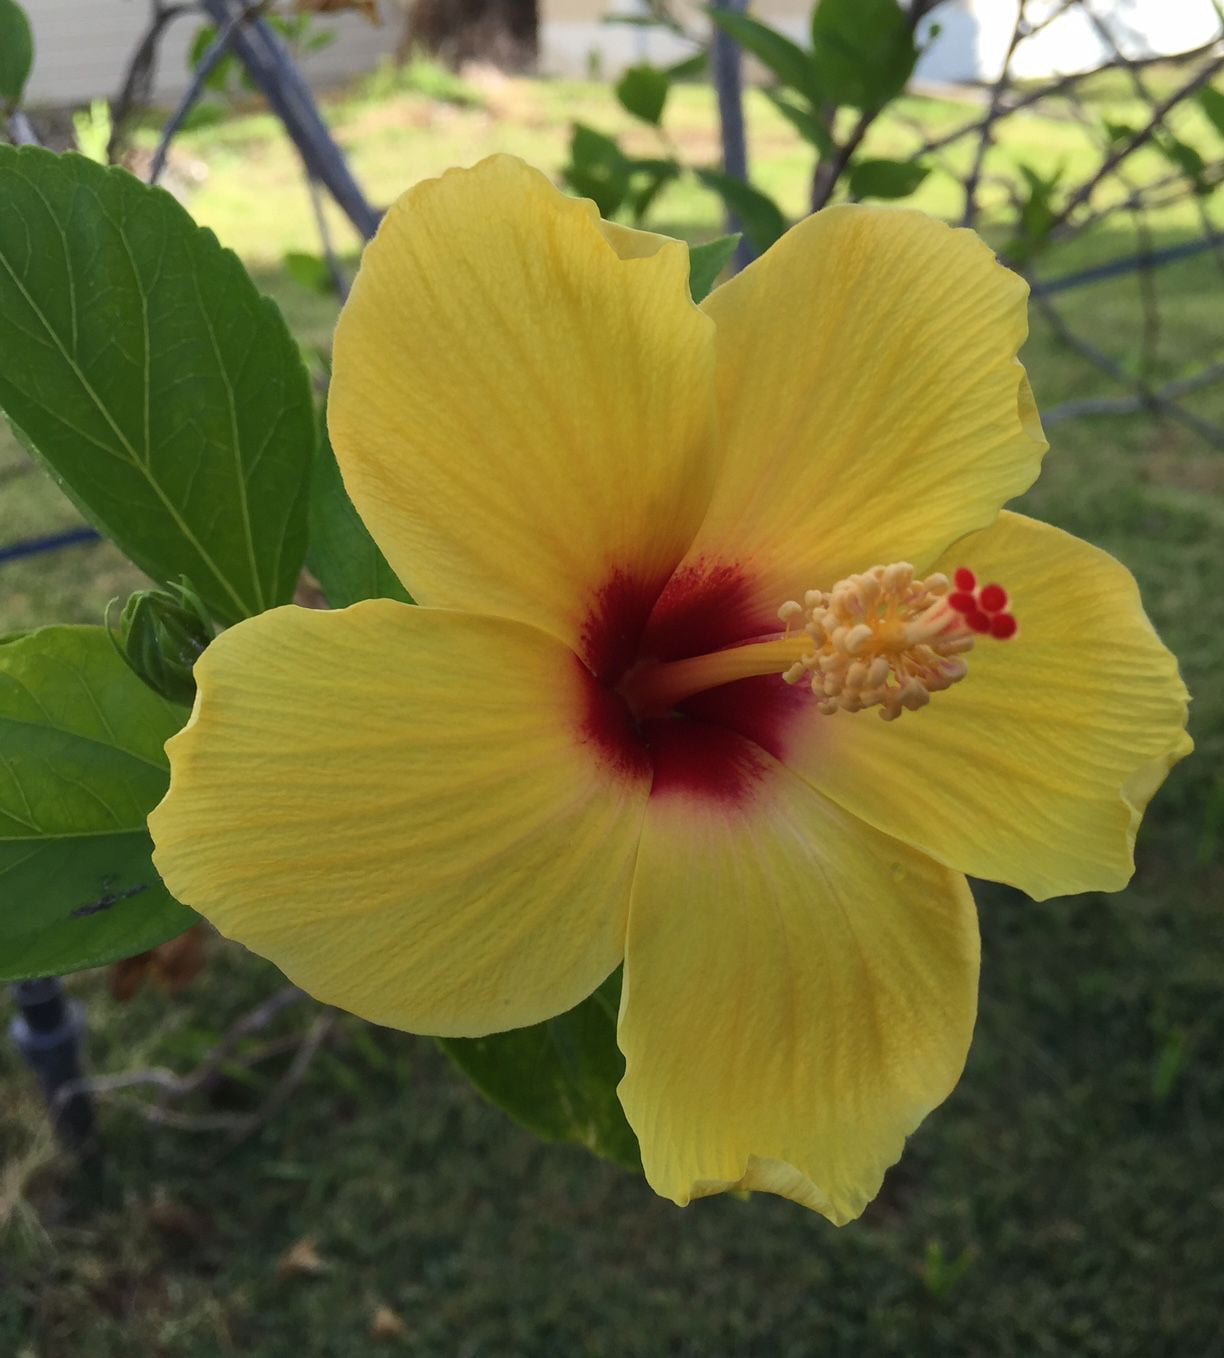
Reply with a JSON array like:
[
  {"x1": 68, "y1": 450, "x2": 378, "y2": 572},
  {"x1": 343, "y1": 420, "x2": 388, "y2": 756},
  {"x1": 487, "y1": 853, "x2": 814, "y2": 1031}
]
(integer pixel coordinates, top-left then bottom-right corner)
[
  {"x1": 664, "y1": 50, "x2": 707, "y2": 81},
  {"x1": 0, "y1": 626, "x2": 196, "y2": 981},
  {"x1": 615, "y1": 63, "x2": 670, "y2": 127},
  {"x1": 697, "y1": 168, "x2": 787, "y2": 253},
  {"x1": 565, "y1": 123, "x2": 631, "y2": 218},
  {"x1": 707, "y1": 7, "x2": 822, "y2": 105},
  {"x1": 849, "y1": 157, "x2": 930, "y2": 199},
  {"x1": 0, "y1": 0, "x2": 33, "y2": 109},
  {"x1": 1199, "y1": 86, "x2": 1224, "y2": 139},
  {"x1": 0, "y1": 146, "x2": 314, "y2": 626},
  {"x1": 626, "y1": 156, "x2": 679, "y2": 223},
  {"x1": 688, "y1": 234, "x2": 740, "y2": 302},
  {"x1": 1155, "y1": 133, "x2": 1210, "y2": 195},
  {"x1": 187, "y1": 23, "x2": 239, "y2": 94},
  {"x1": 810, "y1": 0, "x2": 917, "y2": 111},
  {"x1": 1006, "y1": 162, "x2": 1063, "y2": 263},
  {"x1": 308, "y1": 426, "x2": 412, "y2": 608},
  {"x1": 284, "y1": 249, "x2": 333, "y2": 294},
  {"x1": 1103, "y1": 119, "x2": 1136, "y2": 146},
  {"x1": 765, "y1": 90, "x2": 836, "y2": 158},
  {"x1": 440, "y1": 970, "x2": 639, "y2": 1170}
]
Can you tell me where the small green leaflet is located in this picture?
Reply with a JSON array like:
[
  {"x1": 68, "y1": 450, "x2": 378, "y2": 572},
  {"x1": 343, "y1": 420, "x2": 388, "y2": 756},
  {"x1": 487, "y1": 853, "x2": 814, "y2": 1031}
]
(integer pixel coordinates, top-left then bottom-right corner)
[
  {"x1": 0, "y1": 146, "x2": 314, "y2": 626},
  {"x1": 849, "y1": 157, "x2": 930, "y2": 200},
  {"x1": 284, "y1": 250, "x2": 334, "y2": 295},
  {"x1": 615, "y1": 63, "x2": 670, "y2": 127},
  {"x1": 688, "y1": 235, "x2": 740, "y2": 302},
  {"x1": 0, "y1": 626, "x2": 196, "y2": 980},
  {"x1": 1199, "y1": 86, "x2": 1224, "y2": 139}
]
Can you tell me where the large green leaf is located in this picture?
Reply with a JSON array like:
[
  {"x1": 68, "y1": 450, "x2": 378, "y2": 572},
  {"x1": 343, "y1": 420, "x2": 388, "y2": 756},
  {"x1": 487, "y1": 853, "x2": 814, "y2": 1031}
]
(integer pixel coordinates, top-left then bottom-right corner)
[
  {"x1": 0, "y1": 146, "x2": 314, "y2": 626},
  {"x1": 707, "y1": 7, "x2": 822, "y2": 106},
  {"x1": 440, "y1": 970, "x2": 639, "y2": 1170},
  {"x1": 697, "y1": 168, "x2": 788, "y2": 253},
  {"x1": 810, "y1": 0, "x2": 916, "y2": 111},
  {"x1": 0, "y1": 0, "x2": 32, "y2": 109},
  {"x1": 565, "y1": 123, "x2": 632, "y2": 219},
  {"x1": 0, "y1": 626, "x2": 196, "y2": 981},
  {"x1": 308, "y1": 428, "x2": 412, "y2": 608},
  {"x1": 765, "y1": 90, "x2": 836, "y2": 158}
]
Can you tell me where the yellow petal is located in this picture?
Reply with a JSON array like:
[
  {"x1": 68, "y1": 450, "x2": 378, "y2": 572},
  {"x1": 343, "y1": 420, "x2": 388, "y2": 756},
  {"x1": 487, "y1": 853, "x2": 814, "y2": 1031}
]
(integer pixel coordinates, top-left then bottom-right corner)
[
  {"x1": 783, "y1": 512, "x2": 1192, "y2": 899},
  {"x1": 149, "y1": 602, "x2": 650, "y2": 1036},
  {"x1": 618, "y1": 746, "x2": 978, "y2": 1225},
  {"x1": 596, "y1": 218, "x2": 678, "y2": 261},
  {"x1": 329, "y1": 155, "x2": 716, "y2": 657},
  {"x1": 679, "y1": 205, "x2": 1046, "y2": 614}
]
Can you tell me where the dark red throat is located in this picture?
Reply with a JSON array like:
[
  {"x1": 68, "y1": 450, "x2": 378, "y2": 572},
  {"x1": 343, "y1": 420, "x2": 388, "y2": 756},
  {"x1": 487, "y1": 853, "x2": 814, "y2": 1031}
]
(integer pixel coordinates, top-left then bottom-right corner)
[{"x1": 575, "y1": 562, "x2": 811, "y2": 805}]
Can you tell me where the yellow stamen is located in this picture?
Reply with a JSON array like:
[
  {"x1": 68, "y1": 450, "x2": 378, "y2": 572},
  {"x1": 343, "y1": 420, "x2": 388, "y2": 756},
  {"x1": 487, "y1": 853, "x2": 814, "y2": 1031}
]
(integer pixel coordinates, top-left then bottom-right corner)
[{"x1": 778, "y1": 563, "x2": 975, "y2": 721}]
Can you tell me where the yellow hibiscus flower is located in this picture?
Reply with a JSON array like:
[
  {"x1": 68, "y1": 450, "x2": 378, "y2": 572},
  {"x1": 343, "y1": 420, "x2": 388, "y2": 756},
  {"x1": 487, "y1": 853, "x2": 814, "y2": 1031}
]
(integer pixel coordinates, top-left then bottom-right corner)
[{"x1": 149, "y1": 155, "x2": 1191, "y2": 1225}]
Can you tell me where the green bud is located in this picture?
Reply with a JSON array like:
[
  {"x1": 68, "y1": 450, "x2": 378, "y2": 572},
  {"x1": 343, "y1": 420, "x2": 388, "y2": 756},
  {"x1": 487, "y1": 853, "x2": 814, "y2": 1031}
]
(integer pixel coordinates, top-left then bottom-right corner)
[{"x1": 107, "y1": 578, "x2": 213, "y2": 707}]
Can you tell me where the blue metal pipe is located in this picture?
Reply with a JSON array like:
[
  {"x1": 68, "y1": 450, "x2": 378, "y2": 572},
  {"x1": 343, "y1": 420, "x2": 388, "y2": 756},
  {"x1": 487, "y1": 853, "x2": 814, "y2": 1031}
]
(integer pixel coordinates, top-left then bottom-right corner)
[{"x1": 0, "y1": 526, "x2": 101, "y2": 565}]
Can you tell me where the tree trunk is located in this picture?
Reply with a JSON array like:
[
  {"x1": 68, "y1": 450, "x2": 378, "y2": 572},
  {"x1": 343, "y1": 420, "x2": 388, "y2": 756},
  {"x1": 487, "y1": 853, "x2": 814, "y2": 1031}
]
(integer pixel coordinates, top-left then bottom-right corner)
[{"x1": 401, "y1": 0, "x2": 539, "y2": 71}]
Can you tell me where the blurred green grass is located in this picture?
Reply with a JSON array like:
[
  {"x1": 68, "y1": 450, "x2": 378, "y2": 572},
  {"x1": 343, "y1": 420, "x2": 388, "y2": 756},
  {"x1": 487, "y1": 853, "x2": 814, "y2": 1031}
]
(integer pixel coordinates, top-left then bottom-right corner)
[{"x1": 1, "y1": 69, "x2": 1222, "y2": 1357}]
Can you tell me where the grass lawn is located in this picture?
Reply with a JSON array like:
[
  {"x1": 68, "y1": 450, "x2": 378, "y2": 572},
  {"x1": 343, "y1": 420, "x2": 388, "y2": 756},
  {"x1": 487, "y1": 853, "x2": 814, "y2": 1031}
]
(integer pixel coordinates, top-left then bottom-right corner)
[{"x1": 2, "y1": 68, "x2": 1222, "y2": 1357}]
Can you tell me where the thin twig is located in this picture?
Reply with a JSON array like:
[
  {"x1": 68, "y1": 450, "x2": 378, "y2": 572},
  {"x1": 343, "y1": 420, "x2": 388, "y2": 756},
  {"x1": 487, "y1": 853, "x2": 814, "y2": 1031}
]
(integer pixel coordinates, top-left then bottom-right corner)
[
  {"x1": 304, "y1": 171, "x2": 350, "y2": 299},
  {"x1": 812, "y1": 0, "x2": 939, "y2": 212},
  {"x1": 149, "y1": 3, "x2": 256, "y2": 184},
  {"x1": 51, "y1": 984, "x2": 305, "y2": 1111},
  {"x1": 910, "y1": 36, "x2": 1224, "y2": 161},
  {"x1": 1042, "y1": 53, "x2": 1224, "y2": 240},
  {"x1": 961, "y1": 0, "x2": 1030, "y2": 227},
  {"x1": 811, "y1": 108, "x2": 872, "y2": 212},
  {"x1": 77, "y1": 1023, "x2": 333, "y2": 1137},
  {"x1": 1079, "y1": 0, "x2": 1224, "y2": 276},
  {"x1": 1061, "y1": 89, "x2": 1161, "y2": 383},
  {"x1": 108, "y1": 0, "x2": 193, "y2": 161},
  {"x1": 199, "y1": 0, "x2": 381, "y2": 240},
  {"x1": 1033, "y1": 290, "x2": 1224, "y2": 447},
  {"x1": 219, "y1": 1013, "x2": 335, "y2": 1153}
]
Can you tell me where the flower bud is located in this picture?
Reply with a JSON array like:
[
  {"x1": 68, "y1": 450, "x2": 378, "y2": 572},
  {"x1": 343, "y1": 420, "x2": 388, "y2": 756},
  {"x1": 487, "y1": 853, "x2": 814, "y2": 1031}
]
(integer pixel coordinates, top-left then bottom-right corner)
[{"x1": 108, "y1": 579, "x2": 213, "y2": 707}]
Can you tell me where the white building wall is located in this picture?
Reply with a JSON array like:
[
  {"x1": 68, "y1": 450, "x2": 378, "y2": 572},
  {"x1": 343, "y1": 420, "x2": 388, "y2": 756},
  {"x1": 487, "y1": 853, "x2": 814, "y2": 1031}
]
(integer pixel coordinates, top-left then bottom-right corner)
[
  {"x1": 19, "y1": 0, "x2": 1224, "y2": 104},
  {"x1": 22, "y1": 0, "x2": 394, "y2": 105},
  {"x1": 973, "y1": 0, "x2": 1221, "y2": 81},
  {"x1": 538, "y1": 0, "x2": 1222, "y2": 82}
]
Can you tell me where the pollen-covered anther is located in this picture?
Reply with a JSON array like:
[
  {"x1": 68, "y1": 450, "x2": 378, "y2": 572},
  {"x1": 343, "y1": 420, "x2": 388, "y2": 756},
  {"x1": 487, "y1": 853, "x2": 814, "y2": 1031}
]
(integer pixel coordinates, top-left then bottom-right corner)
[{"x1": 777, "y1": 562, "x2": 1017, "y2": 721}]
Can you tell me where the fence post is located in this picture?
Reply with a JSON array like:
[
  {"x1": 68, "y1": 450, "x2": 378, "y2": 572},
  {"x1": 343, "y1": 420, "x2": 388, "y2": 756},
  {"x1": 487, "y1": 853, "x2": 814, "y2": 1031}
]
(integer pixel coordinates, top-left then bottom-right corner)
[
  {"x1": 9, "y1": 977, "x2": 96, "y2": 1146},
  {"x1": 197, "y1": 0, "x2": 381, "y2": 240},
  {"x1": 709, "y1": 0, "x2": 754, "y2": 271}
]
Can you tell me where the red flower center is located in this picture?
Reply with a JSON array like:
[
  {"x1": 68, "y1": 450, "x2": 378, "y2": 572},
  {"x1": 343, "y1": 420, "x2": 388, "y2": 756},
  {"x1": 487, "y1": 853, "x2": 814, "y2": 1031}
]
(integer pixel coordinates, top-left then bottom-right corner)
[{"x1": 576, "y1": 562, "x2": 807, "y2": 806}]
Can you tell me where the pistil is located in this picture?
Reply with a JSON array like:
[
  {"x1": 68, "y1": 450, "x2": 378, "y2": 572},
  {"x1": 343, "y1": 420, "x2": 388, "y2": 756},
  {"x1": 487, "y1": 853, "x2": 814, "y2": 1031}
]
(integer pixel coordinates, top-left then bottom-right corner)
[
  {"x1": 617, "y1": 633, "x2": 812, "y2": 717},
  {"x1": 615, "y1": 562, "x2": 1017, "y2": 724}
]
